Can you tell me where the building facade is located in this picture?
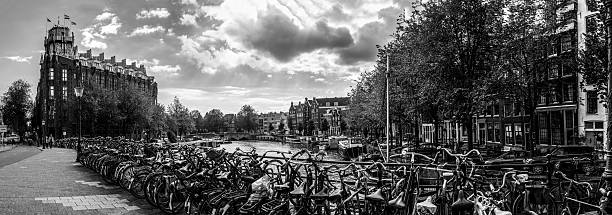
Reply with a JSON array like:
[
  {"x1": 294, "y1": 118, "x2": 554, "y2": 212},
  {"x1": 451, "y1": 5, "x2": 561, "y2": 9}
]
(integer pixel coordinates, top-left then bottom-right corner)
[
  {"x1": 257, "y1": 112, "x2": 287, "y2": 134},
  {"x1": 288, "y1": 97, "x2": 349, "y2": 136},
  {"x1": 534, "y1": 0, "x2": 606, "y2": 149},
  {"x1": 34, "y1": 25, "x2": 158, "y2": 139},
  {"x1": 421, "y1": 0, "x2": 607, "y2": 150}
]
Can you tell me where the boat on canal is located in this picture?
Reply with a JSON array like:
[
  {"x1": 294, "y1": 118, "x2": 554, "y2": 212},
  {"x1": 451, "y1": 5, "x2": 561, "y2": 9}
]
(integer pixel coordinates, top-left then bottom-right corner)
[
  {"x1": 286, "y1": 135, "x2": 300, "y2": 144},
  {"x1": 338, "y1": 137, "x2": 365, "y2": 158}
]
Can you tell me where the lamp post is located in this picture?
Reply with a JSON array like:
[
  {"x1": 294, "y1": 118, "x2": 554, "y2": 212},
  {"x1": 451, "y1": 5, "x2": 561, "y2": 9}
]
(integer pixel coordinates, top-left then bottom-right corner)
[
  {"x1": 74, "y1": 86, "x2": 83, "y2": 162},
  {"x1": 386, "y1": 54, "x2": 390, "y2": 162},
  {"x1": 602, "y1": 0, "x2": 612, "y2": 213}
]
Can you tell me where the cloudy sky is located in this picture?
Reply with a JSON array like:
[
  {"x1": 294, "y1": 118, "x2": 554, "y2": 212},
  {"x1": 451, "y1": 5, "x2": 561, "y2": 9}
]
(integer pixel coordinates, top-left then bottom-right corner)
[{"x1": 0, "y1": 0, "x2": 414, "y2": 113}]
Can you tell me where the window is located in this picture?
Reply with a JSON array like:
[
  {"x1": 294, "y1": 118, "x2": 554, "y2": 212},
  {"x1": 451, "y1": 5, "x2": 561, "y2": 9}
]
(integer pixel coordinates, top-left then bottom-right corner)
[
  {"x1": 539, "y1": 89, "x2": 546, "y2": 105},
  {"x1": 587, "y1": 91, "x2": 598, "y2": 114},
  {"x1": 595, "y1": 121, "x2": 604, "y2": 129},
  {"x1": 62, "y1": 69, "x2": 67, "y2": 81},
  {"x1": 62, "y1": 86, "x2": 67, "y2": 100},
  {"x1": 539, "y1": 113, "x2": 549, "y2": 145},
  {"x1": 585, "y1": 121, "x2": 594, "y2": 129},
  {"x1": 505, "y1": 124, "x2": 513, "y2": 144},
  {"x1": 49, "y1": 68, "x2": 54, "y2": 80},
  {"x1": 550, "y1": 87, "x2": 559, "y2": 103},
  {"x1": 326, "y1": 102, "x2": 330, "y2": 106},
  {"x1": 514, "y1": 124, "x2": 523, "y2": 144},
  {"x1": 563, "y1": 83, "x2": 574, "y2": 102},
  {"x1": 587, "y1": 0, "x2": 600, "y2": 11},
  {"x1": 561, "y1": 36, "x2": 572, "y2": 53},
  {"x1": 549, "y1": 64, "x2": 558, "y2": 79},
  {"x1": 334, "y1": 102, "x2": 338, "y2": 106},
  {"x1": 49, "y1": 86, "x2": 54, "y2": 98},
  {"x1": 504, "y1": 103, "x2": 513, "y2": 117}
]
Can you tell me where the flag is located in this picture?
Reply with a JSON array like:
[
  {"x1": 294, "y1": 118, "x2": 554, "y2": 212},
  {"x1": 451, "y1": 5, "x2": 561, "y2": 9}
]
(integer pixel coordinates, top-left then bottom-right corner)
[
  {"x1": 46, "y1": 18, "x2": 51, "y2": 22},
  {"x1": 71, "y1": 21, "x2": 76, "y2": 25},
  {"x1": 64, "y1": 14, "x2": 70, "y2": 19}
]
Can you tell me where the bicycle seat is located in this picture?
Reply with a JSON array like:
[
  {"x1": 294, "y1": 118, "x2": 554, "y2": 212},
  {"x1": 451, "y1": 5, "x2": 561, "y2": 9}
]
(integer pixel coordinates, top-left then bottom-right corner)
[
  {"x1": 388, "y1": 192, "x2": 406, "y2": 208},
  {"x1": 273, "y1": 182, "x2": 291, "y2": 192},
  {"x1": 366, "y1": 188, "x2": 386, "y2": 202},
  {"x1": 328, "y1": 188, "x2": 344, "y2": 201},
  {"x1": 451, "y1": 190, "x2": 474, "y2": 212},
  {"x1": 442, "y1": 172, "x2": 453, "y2": 180},
  {"x1": 217, "y1": 171, "x2": 230, "y2": 180},
  {"x1": 493, "y1": 208, "x2": 512, "y2": 215},
  {"x1": 290, "y1": 182, "x2": 306, "y2": 196},
  {"x1": 241, "y1": 175, "x2": 257, "y2": 183},
  {"x1": 311, "y1": 188, "x2": 329, "y2": 200}
]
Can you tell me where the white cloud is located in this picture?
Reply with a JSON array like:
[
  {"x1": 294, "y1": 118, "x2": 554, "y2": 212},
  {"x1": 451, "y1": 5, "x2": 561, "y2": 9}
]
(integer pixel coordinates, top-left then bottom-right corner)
[
  {"x1": 150, "y1": 65, "x2": 181, "y2": 76},
  {"x1": 180, "y1": 14, "x2": 198, "y2": 26},
  {"x1": 80, "y1": 10, "x2": 122, "y2": 49},
  {"x1": 1, "y1": 56, "x2": 32, "y2": 63},
  {"x1": 133, "y1": 58, "x2": 180, "y2": 77},
  {"x1": 136, "y1": 8, "x2": 170, "y2": 19},
  {"x1": 81, "y1": 28, "x2": 108, "y2": 49},
  {"x1": 95, "y1": 11, "x2": 114, "y2": 21},
  {"x1": 314, "y1": 78, "x2": 326, "y2": 82},
  {"x1": 99, "y1": 16, "x2": 121, "y2": 35},
  {"x1": 129, "y1": 25, "x2": 165, "y2": 37},
  {"x1": 180, "y1": 0, "x2": 198, "y2": 6}
]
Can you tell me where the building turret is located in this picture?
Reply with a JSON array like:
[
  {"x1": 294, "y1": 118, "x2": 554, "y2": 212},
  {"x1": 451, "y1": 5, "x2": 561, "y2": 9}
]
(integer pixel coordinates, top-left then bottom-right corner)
[{"x1": 45, "y1": 26, "x2": 75, "y2": 58}]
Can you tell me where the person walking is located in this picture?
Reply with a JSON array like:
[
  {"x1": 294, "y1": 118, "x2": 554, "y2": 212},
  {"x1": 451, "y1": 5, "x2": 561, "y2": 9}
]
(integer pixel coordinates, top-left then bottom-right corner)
[{"x1": 49, "y1": 135, "x2": 54, "y2": 149}]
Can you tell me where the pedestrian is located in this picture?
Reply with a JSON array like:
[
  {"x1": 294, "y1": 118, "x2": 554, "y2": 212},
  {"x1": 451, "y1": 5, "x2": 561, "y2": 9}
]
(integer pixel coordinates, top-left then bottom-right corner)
[{"x1": 50, "y1": 135, "x2": 54, "y2": 149}]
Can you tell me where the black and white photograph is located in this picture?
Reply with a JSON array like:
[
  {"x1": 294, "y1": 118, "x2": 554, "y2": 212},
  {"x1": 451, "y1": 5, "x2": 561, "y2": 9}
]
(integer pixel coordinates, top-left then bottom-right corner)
[{"x1": 0, "y1": 0, "x2": 610, "y2": 214}]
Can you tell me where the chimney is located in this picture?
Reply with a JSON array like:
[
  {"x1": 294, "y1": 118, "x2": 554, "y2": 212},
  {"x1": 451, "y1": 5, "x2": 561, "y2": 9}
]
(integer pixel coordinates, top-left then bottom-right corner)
[
  {"x1": 110, "y1": 56, "x2": 116, "y2": 64},
  {"x1": 98, "y1": 53, "x2": 104, "y2": 61}
]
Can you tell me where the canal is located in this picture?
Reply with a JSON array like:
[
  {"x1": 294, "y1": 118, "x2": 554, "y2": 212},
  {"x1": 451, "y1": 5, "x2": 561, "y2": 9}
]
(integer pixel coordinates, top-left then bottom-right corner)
[{"x1": 219, "y1": 140, "x2": 344, "y2": 161}]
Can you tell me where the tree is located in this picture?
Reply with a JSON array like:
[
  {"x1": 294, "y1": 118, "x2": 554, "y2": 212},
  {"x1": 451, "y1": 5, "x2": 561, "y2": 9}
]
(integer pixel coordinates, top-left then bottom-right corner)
[
  {"x1": 191, "y1": 110, "x2": 205, "y2": 133},
  {"x1": 307, "y1": 120, "x2": 315, "y2": 136},
  {"x1": 340, "y1": 120, "x2": 347, "y2": 135},
  {"x1": 236, "y1": 105, "x2": 257, "y2": 132},
  {"x1": 297, "y1": 123, "x2": 304, "y2": 135},
  {"x1": 116, "y1": 87, "x2": 150, "y2": 139},
  {"x1": 148, "y1": 104, "x2": 167, "y2": 140},
  {"x1": 168, "y1": 97, "x2": 194, "y2": 138},
  {"x1": 268, "y1": 123, "x2": 274, "y2": 133},
  {"x1": 320, "y1": 119, "x2": 330, "y2": 135},
  {"x1": 1, "y1": 80, "x2": 32, "y2": 141},
  {"x1": 278, "y1": 122, "x2": 285, "y2": 133},
  {"x1": 204, "y1": 109, "x2": 224, "y2": 133}
]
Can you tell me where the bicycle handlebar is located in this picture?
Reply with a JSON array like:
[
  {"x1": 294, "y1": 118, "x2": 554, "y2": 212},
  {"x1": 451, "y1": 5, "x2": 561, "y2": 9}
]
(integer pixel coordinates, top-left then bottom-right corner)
[{"x1": 554, "y1": 171, "x2": 593, "y2": 190}]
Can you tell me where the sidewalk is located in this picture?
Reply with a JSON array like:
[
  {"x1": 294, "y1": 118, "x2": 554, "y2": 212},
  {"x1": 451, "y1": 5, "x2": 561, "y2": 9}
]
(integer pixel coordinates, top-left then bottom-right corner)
[
  {"x1": 0, "y1": 148, "x2": 162, "y2": 214},
  {"x1": 0, "y1": 144, "x2": 17, "y2": 153}
]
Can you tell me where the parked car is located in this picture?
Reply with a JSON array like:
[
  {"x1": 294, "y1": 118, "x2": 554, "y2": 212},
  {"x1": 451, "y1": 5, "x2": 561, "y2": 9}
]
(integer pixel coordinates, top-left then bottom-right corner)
[
  {"x1": 536, "y1": 145, "x2": 597, "y2": 175},
  {"x1": 484, "y1": 145, "x2": 597, "y2": 175}
]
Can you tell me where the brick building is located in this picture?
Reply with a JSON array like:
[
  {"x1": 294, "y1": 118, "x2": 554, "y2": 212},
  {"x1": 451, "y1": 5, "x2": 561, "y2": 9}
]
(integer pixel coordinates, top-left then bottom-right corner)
[
  {"x1": 288, "y1": 97, "x2": 349, "y2": 136},
  {"x1": 33, "y1": 25, "x2": 157, "y2": 139}
]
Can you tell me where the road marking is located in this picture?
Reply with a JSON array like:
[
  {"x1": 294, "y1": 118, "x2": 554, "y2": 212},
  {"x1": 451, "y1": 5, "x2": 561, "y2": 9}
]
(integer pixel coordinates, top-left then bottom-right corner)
[{"x1": 34, "y1": 194, "x2": 140, "y2": 211}]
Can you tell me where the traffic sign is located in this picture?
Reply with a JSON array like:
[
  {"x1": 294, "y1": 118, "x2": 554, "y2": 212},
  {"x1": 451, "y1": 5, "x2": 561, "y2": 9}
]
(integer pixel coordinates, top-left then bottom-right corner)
[{"x1": 0, "y1": 125, "x2": 7, "y2": 133}]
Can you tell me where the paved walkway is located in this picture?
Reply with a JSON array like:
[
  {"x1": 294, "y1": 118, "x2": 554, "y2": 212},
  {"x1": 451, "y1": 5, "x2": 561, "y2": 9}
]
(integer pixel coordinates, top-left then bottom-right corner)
[
  {"x1": 0, "y1": 144, "x2": 17, "y2": 153},
  {"x1": 0, "y1": 148, "x2": 162, "y2": 214}
]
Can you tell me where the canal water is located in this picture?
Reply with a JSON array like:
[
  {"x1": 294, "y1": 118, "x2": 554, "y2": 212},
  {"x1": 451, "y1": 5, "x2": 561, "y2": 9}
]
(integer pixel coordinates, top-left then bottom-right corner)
[{"x1": 219, "y1": 140, "x2": 344, "y2": 161}]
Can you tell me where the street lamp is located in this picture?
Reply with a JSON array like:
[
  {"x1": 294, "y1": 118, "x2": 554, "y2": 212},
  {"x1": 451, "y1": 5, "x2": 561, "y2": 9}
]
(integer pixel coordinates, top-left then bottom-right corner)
[{"x1": 74, "y1": 86, "x2": 83, "y2": 162}]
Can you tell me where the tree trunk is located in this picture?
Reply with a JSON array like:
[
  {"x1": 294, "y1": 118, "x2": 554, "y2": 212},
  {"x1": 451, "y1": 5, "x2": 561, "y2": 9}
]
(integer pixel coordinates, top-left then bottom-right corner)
[
  {"x1": 433, "y1": 118, "x2": 440, "y2": 146},
  {"x1": 466, "y1": 119, "x2": 474, "y2": 150}
]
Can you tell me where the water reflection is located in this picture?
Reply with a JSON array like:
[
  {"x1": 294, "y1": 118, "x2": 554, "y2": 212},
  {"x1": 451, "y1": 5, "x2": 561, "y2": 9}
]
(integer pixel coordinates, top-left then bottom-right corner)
[{"x1": 219, "y1": 140, "x2": 344, "y2": 161}]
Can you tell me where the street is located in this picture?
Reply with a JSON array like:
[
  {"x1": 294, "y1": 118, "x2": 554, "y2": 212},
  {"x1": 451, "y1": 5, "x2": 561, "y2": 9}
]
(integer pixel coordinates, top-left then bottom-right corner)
[{"x1": 0, "y1": 147, "x2": 161, "y2": 214}]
